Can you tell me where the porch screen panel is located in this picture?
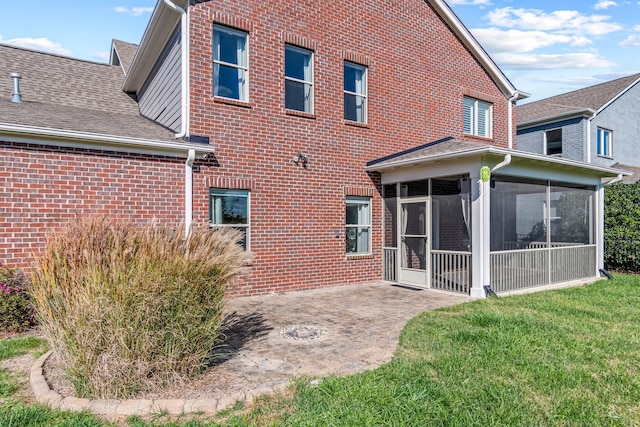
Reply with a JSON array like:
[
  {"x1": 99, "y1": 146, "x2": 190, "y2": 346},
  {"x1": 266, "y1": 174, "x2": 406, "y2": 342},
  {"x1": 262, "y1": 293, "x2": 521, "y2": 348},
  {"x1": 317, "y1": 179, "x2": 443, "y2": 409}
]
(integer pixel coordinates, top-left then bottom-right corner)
[
  {"x1": 432, "y1": 177, "x2": 470, "y2": 251},
  {"x1": 383, "y1": 184, "x2": 397, "y2": 248},
  {"x1": 490, "y1": 178, "x2": 547, "y2": 251},
  {"x1": 548, "y1": 184, "x2": 594, "y2": 246}
]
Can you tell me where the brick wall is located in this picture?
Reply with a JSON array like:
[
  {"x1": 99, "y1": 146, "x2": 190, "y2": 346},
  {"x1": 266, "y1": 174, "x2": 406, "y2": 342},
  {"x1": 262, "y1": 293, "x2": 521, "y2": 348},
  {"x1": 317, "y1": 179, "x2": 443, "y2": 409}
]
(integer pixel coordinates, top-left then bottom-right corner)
[
  {"x1": 0, "y1": 142, "x2": 185, "y2": 268},
  {"x1": 187, "y1": 0, "x2": 512, "y2": 295}
]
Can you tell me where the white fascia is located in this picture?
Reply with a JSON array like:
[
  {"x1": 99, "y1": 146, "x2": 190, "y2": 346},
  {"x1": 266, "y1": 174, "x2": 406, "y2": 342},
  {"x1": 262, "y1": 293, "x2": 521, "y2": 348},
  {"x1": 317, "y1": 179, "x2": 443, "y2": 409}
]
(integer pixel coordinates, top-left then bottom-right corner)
[{"x1": 0, "y1": 123, "x2": 215, "y2": 158}]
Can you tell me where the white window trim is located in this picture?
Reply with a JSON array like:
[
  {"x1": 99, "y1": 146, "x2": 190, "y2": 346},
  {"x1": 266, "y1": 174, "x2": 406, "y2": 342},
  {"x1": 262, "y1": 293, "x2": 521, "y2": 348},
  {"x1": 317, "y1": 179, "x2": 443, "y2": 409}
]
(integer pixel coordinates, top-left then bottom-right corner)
[
  {"x1": 213, "y1": 25, "x2": 249, "y2": 102},
  {"x1": 209, "y1": 189, "x2": 251, "y2": 250},
  {"x1": 597, "y1": 127, "x2": 613, "y2": 158},
  {"x1": 463, "y1": 96, "x2": 493, "y2": 138},
  {"x1": 344, "y1": 61, "x2": 368, "y2": 123},
  {"x1": 544, "y1": 127, "x2": 563, "y2": 157},
  {"x1": 285, "y1": 44, "x2": 314, "y2": 114},
  {"x1": 346, "y1": 196, "x2": 372, "y2": 255}
]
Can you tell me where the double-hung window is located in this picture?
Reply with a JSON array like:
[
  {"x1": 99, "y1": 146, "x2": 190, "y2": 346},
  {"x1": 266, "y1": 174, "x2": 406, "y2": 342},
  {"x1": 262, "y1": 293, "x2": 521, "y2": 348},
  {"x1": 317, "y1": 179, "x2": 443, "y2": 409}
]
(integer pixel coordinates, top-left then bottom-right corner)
[
  {"x1": 209, "y1": 189, "x2": 250, "y2": 250},
  {"x1": 597, "y1": 127, "x2": 612, "y2": 157},
  {"x1": 463, "y1": 96, "x2": 492, "y2": 138},
  {"x1": 346, "y1": 197, "x2": 371, "y2": 255},
  {"x1": 285, "y1": 45, "x2": 313, "y2": 113},
  {"x1": 344, "y1": 62, "x2": 367, "y2": 123},
  {"x1": 213, "y1": 25, "x2": 248, "y2": 101}
]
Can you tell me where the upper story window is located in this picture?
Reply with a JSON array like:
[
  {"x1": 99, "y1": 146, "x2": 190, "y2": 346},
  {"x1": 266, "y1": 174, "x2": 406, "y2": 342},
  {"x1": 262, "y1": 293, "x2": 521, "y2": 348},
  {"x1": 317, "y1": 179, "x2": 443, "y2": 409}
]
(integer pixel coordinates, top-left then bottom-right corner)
[
  {"x1": 545, "y1": 128, "x2": 562, "y2": 156},
  {"x1": 464, "y1": 96, "x2": 492, "y2": 138},
  {"x1": 285, "y1": 45, "x2": 313, "y2": 113},
  {"x1": 213, "y1": 25, "x2": 248, "y2": 102},
  {"x1": 597, "y1": 127, "x2": 612, "y2": 157},
  {"x1": 209, "y1": 189, "x2": 250, "y2": 250},
  {"x1": 346, "y1": 196, "x2": 371, "y2": 255},
  {"x1": 344, "y1": 62, "x2": 367, "y2": 123}
]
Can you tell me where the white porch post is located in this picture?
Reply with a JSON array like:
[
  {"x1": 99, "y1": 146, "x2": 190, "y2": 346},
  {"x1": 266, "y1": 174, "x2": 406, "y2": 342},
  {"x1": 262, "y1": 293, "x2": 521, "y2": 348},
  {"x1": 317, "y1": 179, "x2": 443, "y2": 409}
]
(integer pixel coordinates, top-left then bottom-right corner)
[
  {"x1": 596, "y1": 186, "x2": 605, "y2": 273},
  {"x1": 470, "y1": 169, "x2": 487, "y2": 298}
]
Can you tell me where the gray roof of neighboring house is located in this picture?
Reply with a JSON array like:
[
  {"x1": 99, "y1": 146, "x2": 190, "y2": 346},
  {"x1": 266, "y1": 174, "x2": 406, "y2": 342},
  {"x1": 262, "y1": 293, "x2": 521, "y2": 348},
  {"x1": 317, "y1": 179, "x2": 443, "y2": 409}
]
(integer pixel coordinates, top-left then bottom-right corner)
[
  {"x1": 612, "y1": 163, "x2": 640, "y2": 183},
  {"x1": 0, "y1": 43, "x2": 176, "y2": 142},
  {"x1": 111, "y1": 40, "x2": 139, "y2": 77},
  {"x1": 518, "y1": 72, "x2": 640, "y2": 125}
]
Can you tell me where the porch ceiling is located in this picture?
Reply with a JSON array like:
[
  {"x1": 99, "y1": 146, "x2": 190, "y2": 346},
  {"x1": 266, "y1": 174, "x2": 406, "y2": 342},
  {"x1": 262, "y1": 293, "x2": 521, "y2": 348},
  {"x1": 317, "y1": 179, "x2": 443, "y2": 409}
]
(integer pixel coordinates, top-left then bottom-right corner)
[{"x1": 365, "y1": 137, "x2": 630, "y2": 180}]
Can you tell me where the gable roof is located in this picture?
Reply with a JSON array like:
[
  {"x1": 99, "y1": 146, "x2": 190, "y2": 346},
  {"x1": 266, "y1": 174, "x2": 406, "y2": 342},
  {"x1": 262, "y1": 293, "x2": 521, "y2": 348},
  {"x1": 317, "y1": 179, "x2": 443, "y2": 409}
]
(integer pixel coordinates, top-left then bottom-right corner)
[
  {"x1": 366, "y1": 136, "x2": 628, "y2": 180},
  {"x1": 518, "y1": 73, "x2": 640, "y2": 126},
  {"x1": 111, "y1": 40, "x2": 139, "y2": 77},
  {"x1": 0, "y1": 43, "x2": 176, "y2": 143}
]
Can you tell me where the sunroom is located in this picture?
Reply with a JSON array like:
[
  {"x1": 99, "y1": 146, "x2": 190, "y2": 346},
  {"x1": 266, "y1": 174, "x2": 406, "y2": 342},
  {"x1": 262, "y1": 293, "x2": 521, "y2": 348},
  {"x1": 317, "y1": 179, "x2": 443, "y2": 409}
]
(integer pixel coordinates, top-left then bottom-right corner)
[{"x1": 367, "y1": 138, "x2": 627, "y2": 298}]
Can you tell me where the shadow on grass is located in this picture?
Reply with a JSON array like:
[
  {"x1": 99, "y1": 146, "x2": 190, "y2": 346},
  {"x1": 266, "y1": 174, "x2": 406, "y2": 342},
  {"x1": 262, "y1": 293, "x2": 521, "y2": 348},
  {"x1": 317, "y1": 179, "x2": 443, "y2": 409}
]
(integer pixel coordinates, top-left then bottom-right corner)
[{"x1": 207, "y1": 311, "x2": 273, "y2": 367}]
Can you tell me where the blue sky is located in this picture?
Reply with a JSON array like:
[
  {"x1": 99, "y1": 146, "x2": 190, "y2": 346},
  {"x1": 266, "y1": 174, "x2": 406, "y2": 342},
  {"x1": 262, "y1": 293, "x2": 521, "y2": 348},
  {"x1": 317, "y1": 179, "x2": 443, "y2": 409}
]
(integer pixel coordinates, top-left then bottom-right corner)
[{"x1": 1, "y1": 0, "x2": 639, "y2": 102}]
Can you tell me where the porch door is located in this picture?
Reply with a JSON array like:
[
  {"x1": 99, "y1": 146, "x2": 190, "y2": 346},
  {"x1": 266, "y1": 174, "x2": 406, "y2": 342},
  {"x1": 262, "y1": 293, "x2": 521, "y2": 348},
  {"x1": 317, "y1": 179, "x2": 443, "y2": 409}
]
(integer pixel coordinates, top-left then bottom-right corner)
[{"x1": 399, "y1": 198, "x2": 429, "y2": 287}]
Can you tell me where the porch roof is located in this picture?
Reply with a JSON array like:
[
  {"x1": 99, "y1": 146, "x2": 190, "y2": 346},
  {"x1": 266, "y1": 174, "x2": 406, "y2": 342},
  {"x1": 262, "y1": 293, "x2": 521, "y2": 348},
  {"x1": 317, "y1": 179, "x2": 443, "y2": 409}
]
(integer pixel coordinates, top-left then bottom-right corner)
[{"x1": 365, "y1": 137, "x2": 630, "y2": 180}]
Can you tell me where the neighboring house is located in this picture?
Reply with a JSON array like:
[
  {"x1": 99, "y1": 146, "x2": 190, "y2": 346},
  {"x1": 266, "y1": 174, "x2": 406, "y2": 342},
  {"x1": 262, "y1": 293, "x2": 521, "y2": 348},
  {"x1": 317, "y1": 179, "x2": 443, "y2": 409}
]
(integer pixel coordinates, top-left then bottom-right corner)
[
  {"x1": 0, "y1": 0, "x2": 627, "y2": 298},
  {"x1": 517, "y1": 73, "x2": 640, "y2": 182}
]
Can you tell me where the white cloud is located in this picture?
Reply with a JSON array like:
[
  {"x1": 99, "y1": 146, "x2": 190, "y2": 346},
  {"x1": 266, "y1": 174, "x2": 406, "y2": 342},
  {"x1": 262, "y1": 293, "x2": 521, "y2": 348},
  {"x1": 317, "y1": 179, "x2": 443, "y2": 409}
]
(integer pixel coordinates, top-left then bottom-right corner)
[
  {"x1": 487, "y1": 7, "x2": 623, "y2": 36},
  {"x1": 0, "y1": 36, "x2": 71, "y2": 56},
  {"x1": 93, "y1": 51, "x2": 110, "y2": 61},
  {"x1": 594, "y1": 0, "x2": 617, "y2": 9},
  {"x1": 470, "y1": 28, "x2": 592, "y2": 53},
  {"x1": 493, "y1": 52, "x2": 615, "y2": 70},
  {"x1": 619, "y1": 34, "x2": 640, "y2": 47},
  {"x1": 114, "y1": 6, "x2": 154, "y2": 16}
]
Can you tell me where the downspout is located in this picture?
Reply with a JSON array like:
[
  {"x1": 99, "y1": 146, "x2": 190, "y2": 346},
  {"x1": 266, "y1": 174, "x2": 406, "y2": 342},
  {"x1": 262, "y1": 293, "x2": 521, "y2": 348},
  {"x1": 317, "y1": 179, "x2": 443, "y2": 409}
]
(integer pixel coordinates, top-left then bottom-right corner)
[
  {"x1": 507, "y1": 93, "x2": 518, "y2": 149},
  {"x1": 491, "y1": 154, "x2": 512, "y2": 173},
  {"x1": 185, "y1": 149, "x2": 196, "y2": 237},
  {"x1": 604, "y1": 174, "x2": 623, "y2": 187},
  {"x1": 163, "y1": 0, "x2": 189, "y2": 139},
  {"x1": 163, "y1": 0, "x2": 193, "y2": 236}
]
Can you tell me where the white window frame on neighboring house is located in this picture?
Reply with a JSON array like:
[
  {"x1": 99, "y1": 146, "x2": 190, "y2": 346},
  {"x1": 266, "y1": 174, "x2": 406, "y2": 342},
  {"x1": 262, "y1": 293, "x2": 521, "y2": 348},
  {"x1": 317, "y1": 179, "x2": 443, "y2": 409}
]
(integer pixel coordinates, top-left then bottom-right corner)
[
  {"x1": 209, "y1": 189, "x2": 250, "y2": 250},
  {"x1": 213, "y1": 25, "x2": 249, "y2": 102},
  {"x1": 344, "y1": 61, "x2": 367, "y2": 123},
  {"x1": 545, "y1": 128, "x2": 563, "y2": 156},
  {"x1": 463, "y1": 96, "x2": 492, "y2": 138},
  {"x1": 346, "y1": 196, "x2": 372, "y2": 255},
  {"x1": 597, "y1": 127, "x2": 613, "y2": 158},
  {"x1": 285, "y1": 44, "x2": 314, "y2": 113}
]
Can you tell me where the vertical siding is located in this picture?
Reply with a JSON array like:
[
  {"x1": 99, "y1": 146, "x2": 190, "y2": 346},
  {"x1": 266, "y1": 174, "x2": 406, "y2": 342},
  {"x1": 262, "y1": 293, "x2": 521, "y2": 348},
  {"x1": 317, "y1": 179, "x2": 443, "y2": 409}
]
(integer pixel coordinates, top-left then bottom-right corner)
[{"x1": 138, "y1": 25, "x2": 182, "y2": 133}]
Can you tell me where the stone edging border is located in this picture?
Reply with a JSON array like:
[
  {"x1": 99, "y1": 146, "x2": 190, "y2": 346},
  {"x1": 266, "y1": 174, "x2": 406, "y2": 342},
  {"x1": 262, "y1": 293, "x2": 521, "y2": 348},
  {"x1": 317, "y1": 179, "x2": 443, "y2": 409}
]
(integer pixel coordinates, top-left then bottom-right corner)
[{"x1": 30, "y1": 351, "x2": 284, "y2": 417}]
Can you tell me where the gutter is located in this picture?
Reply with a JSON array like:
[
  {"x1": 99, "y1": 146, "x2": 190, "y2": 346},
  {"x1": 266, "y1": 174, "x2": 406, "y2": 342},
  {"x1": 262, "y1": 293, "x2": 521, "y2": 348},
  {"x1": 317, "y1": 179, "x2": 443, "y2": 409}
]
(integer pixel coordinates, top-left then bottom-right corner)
[
  {"x1": 0, "y1": 123, "x2": 214, "y2": 156},
  {"x1": 163, "y1": 0, "x2": 193, "y2": 234}
]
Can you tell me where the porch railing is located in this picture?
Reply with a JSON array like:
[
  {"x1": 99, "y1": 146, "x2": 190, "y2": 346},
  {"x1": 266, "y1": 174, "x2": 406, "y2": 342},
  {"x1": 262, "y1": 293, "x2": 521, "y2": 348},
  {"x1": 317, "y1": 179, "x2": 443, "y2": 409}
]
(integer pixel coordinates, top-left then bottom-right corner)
[
  {"x1": 490, "y1": 244, "x2": 596, "y2": 293},
  {"x1": 383, "y1": 247, "x2": 397, "y2": 282},
  {"x1": 431, "y1": 250, "x2": 471, "y2": 294}
]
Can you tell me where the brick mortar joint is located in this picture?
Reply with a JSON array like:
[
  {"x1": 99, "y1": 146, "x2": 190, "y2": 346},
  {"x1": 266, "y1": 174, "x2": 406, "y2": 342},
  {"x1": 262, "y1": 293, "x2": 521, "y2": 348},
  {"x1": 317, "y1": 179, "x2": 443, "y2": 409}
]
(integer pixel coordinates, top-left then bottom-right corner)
[{"x1": 29, "y1": 350, "x2": 278, "y2": 416}]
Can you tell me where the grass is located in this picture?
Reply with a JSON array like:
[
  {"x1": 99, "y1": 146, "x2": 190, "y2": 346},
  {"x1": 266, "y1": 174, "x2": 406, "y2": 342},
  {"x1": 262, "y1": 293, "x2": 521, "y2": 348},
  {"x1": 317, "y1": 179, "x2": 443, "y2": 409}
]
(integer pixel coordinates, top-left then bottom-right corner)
[{"x1": 3, "y1": 275, "x2": 640, "y2": 425}]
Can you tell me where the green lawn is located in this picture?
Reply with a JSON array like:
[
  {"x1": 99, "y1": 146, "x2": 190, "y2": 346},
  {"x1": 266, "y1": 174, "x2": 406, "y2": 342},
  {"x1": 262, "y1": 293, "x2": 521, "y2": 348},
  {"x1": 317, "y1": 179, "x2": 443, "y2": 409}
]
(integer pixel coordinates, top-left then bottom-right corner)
[{"x1": 3, "y1": 276, "x2": 640, "y2": 426}]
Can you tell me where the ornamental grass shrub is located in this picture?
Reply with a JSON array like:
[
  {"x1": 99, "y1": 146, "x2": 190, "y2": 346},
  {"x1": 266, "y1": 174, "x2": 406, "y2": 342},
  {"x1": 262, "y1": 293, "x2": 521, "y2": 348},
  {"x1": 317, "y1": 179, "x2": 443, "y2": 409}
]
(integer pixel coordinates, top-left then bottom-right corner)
[
  {"x1": 0, "y1": 263, "x2": 34, "y2": 333},
  {"x1": 29, "y1": 217, "x2": 249, "y2": 399}
]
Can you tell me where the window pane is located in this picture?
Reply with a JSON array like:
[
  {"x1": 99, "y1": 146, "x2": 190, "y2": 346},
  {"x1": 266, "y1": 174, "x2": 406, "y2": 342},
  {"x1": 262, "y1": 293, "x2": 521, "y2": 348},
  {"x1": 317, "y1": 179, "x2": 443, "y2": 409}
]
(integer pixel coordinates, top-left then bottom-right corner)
[
  {"x1": 477, "y1": 101, "x2": 491, "y2": 137},
  {"x1": 214, "y1": 64, "x2": 244, "y2": 99},
  {"x1": 285, "y1": 79, "x2": 308, "y2": 111},
  {"x1": 463, "y1": 97, "x2": 474, "y2": 134},
  {"x1": 215, "y1": 29, "x2": 246, "y2": 65},
  {"x1": 344, "y1": 63, "x2": 364, "y2": 93},
  {"x1": 285, "y1": 47, "x2": 311, "y2": 81},
  {"x1": 546, "y1": 129, "x2": 562, "y2": 155},
  {"x1": 210, "y1": 192, "x2": 248, "y2": 225}
]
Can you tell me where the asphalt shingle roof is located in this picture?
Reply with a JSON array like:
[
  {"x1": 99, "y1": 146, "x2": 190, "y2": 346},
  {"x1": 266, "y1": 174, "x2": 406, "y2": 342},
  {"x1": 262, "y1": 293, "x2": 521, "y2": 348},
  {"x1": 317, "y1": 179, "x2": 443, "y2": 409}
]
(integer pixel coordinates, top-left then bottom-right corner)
[
  {"x1": 112, "y1": 40, "x2": 139, "y2": 77},
  {"x1": 518, "y1": 73, "x2": 640, "y2": 125},
  {"x1": 0, "y1": 43, "x2": 176, "y2": 142}
]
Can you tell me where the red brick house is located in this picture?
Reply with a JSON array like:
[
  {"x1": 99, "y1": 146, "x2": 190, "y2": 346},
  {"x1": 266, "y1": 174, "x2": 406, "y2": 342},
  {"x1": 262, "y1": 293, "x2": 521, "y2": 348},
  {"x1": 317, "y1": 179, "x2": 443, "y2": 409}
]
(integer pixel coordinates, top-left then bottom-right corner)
[{"x1": 0, "y1": 0, "x2": 626, "y2": 297}]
